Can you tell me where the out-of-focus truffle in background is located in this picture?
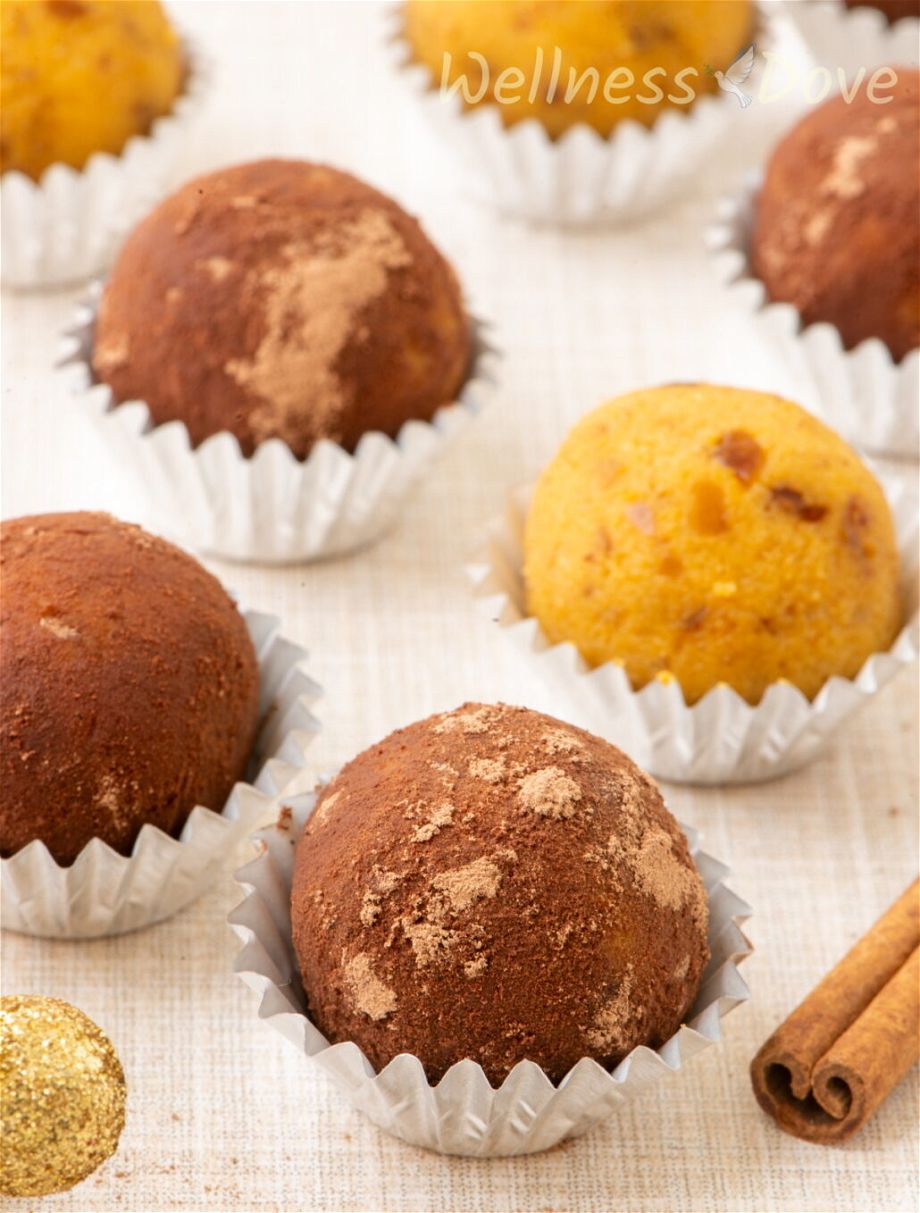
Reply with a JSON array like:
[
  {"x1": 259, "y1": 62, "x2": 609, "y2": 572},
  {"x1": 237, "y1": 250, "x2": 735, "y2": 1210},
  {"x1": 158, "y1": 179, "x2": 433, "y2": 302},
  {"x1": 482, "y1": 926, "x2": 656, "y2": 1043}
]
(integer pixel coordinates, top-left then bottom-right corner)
[
  {"x1": 752, "y1": 68, "x2": 920, "y2": 362},
  {"x1": 0, "y1": 0, "x2": 183, "y2": 180}
]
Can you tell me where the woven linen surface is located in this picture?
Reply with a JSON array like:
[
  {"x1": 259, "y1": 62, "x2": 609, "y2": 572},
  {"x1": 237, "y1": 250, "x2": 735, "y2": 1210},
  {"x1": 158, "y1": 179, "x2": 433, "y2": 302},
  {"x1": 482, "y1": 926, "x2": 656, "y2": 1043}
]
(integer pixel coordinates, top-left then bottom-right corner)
[{"x1": 1, "y1": 4, "x2": 917, "y2": 1210}]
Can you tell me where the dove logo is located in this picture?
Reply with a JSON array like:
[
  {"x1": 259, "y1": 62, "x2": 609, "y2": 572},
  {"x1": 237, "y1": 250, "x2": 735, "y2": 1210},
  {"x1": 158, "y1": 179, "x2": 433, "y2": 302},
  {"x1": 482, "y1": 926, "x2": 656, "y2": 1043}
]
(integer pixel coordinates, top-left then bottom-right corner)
[{"x1": 714, "y1": 44, "x2": 756, "y2": 109}]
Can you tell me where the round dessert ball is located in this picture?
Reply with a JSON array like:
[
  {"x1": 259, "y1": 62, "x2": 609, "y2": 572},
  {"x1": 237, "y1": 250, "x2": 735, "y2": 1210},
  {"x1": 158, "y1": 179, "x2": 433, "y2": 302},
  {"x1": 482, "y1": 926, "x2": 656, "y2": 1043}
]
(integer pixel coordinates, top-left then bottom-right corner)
[
  {"x1": 92, "y1": 159, "x2": 472, "y2": 459},
  {"x1": 751, "y1": 70, "x2": 919, "y2": 361},
  {"x1": 403, "y1": 0, "x2": 754, "y2": 138},
  {"x1": 0, "y1": 512, "x2": 260, "y2": 865},
  {"x1": 524, "y1": 385, "x2": 901, "y2": 706},
  {"x1": 0, "y1": 996, "x2": 126, "y2": 1198},
  {"x1": 0, "y1": 0, "x2": 182, "y2": 180},
  {"x1": 291, "y1": 702, "x2": 709, "y2": 1085}
]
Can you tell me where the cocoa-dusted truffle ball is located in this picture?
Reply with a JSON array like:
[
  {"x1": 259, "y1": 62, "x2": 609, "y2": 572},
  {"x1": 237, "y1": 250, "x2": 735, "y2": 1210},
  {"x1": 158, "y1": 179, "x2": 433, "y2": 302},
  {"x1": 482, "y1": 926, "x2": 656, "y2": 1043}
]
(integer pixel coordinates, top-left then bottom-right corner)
[
  {"x1": 0, "y1": 512, "x2": 260, "y2": 865},
  {"x1": 752, "y1": 70, "x2": 919, "y2": 361},
  {"x1": 92, "y1": 159, "x2": 472, "y2": 459},
  {"x1": 291, "y1": 703, "x2": 709, "y2": 1085}
]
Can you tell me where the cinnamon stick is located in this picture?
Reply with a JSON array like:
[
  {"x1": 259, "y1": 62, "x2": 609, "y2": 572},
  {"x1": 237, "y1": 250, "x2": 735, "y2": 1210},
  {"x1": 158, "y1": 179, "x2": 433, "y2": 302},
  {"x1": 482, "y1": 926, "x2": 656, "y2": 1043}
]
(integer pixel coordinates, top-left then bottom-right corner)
[{"x1": 750, "y1": 878, "x2": 920, "y2": 1143}]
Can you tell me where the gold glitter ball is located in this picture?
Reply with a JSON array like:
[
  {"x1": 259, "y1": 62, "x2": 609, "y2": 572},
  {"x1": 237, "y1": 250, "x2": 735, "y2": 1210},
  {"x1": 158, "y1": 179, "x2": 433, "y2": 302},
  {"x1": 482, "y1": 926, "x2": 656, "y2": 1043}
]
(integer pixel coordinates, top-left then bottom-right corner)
[{"x1": 0, "y1": 995, "x2": 126, "y2": 1197}]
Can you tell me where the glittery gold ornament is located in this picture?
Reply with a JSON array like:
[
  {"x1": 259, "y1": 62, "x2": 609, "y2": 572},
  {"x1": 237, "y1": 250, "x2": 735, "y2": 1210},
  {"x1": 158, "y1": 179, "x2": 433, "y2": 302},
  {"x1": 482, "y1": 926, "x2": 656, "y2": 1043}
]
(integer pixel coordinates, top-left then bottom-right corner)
[{"x1": 0, "y1": 995, "x2": 126, "y2": 1197}]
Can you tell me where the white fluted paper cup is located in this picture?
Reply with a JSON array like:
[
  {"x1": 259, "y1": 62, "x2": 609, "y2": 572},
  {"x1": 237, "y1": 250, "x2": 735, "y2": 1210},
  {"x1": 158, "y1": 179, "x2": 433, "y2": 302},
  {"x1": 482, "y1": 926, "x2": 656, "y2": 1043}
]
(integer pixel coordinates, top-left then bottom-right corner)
[
  {"x1": 467, "y1": 479, "x2": 918, "y2": 786},
  {"x1": 0, "y1": 41, "x2": 210, "y2": 290},
  {"x1": 0, "y1": 608, "x2": 321, "y2": 940},
  {"x1": 58, "y1": 286, "x2": 499, "y2": 563},
  {"x1": 387, "y1": 6, "x2": 793, "y2": 227},
  {"x1": 707, "y1": 172, "x2": 920, "y2": 459},
  {"x1": 229, "y1": 791, "x2": 751, "y2": 1158},
  {"x1": 784, "y1": 0, "x2": 919, "y2": 76}
]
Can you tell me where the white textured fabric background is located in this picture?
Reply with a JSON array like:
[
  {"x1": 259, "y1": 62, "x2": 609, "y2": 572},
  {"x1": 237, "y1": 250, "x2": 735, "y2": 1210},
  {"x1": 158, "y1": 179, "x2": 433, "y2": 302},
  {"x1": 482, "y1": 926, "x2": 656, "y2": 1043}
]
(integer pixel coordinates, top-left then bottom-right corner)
[{"x1": 1, "y1": 3, "x2": 918, "y2": 1210}]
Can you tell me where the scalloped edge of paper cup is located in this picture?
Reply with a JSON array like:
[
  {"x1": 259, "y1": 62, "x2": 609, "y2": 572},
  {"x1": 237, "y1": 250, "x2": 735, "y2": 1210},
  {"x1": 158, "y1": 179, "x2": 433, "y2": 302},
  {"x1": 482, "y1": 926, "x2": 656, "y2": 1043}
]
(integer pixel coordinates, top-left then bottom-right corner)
[
  {"x1": 0, "y1": 39, "x2": 211, "y2": 289},
  {"x1": 386, "y1": 5, "x2": 787, "y2": 227},
  {"x1": 467, "y1": 478, "x2": 918, "y2": 786},
  {"x1": 0, "y1": 607, "x2": 321, "y2": 939},
  {"x1": 706, "y1": 171, "x2": 920, "y2": 459},
  {"x1": 229, "y1": 792, "x2": 752, "y2": 1157},
  {"x1": 784, "y1": 0, "x2": 919, "y2": 76},
  {"x1": 58, "y1": 285, "x2": 500, "y2": 564}
]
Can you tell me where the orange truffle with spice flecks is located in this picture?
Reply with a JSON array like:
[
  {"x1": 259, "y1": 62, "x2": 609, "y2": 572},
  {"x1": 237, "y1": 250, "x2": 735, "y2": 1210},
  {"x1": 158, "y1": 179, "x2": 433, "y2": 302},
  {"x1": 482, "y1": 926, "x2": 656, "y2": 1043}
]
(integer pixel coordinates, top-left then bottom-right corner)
[
  {"x1": 0, "y1": 0, "x2": 182, "y2": 180},
  {"x1": 403, "y1": 0, "x2": 755, "y2": 138},
  {"x1": 524, "y1": 385, "x2": 901, "y2": 706},
  {"x1": 752, "y1": 70, "x2": 919, "y2": 362},
  {"x1": 91, "y1": 159, "x2": 472, "y2": 459},
  {"x1": 291, "y1": 702, "x2": 709, "y2": 1086},
  {"x1": 0, "y1": 512, "x2": 260, "y2": 865}
]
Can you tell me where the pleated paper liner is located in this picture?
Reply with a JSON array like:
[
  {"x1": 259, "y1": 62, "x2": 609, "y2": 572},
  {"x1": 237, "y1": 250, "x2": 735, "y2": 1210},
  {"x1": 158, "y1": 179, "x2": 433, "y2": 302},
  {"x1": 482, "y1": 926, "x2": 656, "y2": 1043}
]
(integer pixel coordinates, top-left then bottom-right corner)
[
  {"x1": 0, "y1": 40, "x2": 211, "y2": 289},
  {"x1": 58, "y1": 285, "x2": 500, "y2": 563},
  {"x1": 230, "y1": 790, "x2": 752, "y2": 1158},
  {"x1": 0, "y1": 608, "x2": 321, "y2": 939},
  {"x1": 468, "y1": 476, "x2": 918, "y2": 785},
  {"x1": 707, "y1": 171, "x2": 920, "y2": 460},
  {"x1": 386, "y1": 4, "x2": 795, "y2": 227},
  {"x1": 786, "y1": 0, "x2": 919, "y2": 79}
]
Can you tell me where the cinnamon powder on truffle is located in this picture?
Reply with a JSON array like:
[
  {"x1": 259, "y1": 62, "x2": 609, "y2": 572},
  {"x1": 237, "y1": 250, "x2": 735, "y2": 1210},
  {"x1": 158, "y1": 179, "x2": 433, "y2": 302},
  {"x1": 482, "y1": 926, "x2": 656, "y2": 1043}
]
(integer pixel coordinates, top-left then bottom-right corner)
[
  {"x1": 225, "y1": 210, "x2": 412, "y2": 445},
  {"x1": 517, "y1": 767, "x2": 584, "y2": 819},
  {"x1": 343, "y1": 952, "x2": 397, "y2": 1021}
]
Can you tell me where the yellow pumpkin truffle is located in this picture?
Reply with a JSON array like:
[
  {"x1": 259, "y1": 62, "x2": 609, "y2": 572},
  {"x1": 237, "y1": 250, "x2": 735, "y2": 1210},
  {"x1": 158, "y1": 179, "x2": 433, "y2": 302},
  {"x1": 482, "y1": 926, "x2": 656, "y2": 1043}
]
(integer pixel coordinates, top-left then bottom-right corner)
[
  {"x1": 0, "y1": 0, "x2": 183, "y2": 180},
  {"x1": 403, "y1": 0, "x2": 755, "y2": 138},
  {"x1": 524, "y1": 385, "x2": 901, "y2": 705}
]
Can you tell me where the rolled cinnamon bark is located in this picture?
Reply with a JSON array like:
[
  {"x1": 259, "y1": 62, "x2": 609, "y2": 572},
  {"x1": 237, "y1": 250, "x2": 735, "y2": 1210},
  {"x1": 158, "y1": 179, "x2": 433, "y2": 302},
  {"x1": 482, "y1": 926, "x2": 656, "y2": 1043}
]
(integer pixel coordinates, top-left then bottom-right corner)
[{"x1": 751, "y1": 878, "x2": 919, "y2": 1143}]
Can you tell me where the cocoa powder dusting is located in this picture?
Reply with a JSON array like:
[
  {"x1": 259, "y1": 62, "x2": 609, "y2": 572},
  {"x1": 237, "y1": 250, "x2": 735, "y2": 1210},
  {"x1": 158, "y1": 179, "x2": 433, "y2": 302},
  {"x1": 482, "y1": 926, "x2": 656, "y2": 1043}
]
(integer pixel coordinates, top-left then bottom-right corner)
[
  {"x1": 823, "y1": 135, "x2": 876, "y2": 199},
  {"x1": 290, "y1": 703, "x2": 710, "y2": 1085},
  {"x1": 93, "y1": 334, "x2": 129, "y2": 372},
  {"x1": 360, "y1": 892, "x2": 383, "y2": 927},
  {"x1": 92, "y1": 160, "x2": 472, "y2": 458},
  {"x1": 197, "y1": 256, "x2": 235, "y2": 283},
  {"x1": 629, "y1": 829, "x2": 708, "y2": 930},
  {"x1": 312, "y1": 788, "x2": 343, "y2": 828},
  {"x1": 468, "y1": 757, "x2": 506, "y2": 783},
  {"x1": 372, "y1": 867, "x2": 402, "y2": 896},
  {"x1": 343, "y1": 952, "x2": 397, "y2": 1021},
  {"x1": 433, "y1": 706, "x2": 496, "y2": 735},
  {"x1": 412, "y1": 802, "x2": 454, "y2": 843},
  {"x1": 1, "y1": 512, "x2": 260, "y2": 865},
  {"x1": 430, "y1": 761, "x2": 458, "y2": 778},
  {"x1": 751, "y1": 77, "x2": 919, "y2": 360},
  {"x1": 38, "y1": 617, "x2": 78, "y2": 639},
  {"x1": 225, "y1": 211, "x2": 411, "y2": 446},
  {"x1": 431, "y1": 857, "x2": 503, "y2": 913},
  {"x1": 541, "y1": 728, "x2": 585, "y2": 755},
  {"x1": 517, "y1": 767, "x2": 584, "y2": 819},
  {"x1": 95, "y1": 773, "x2": 129, "y2": 832},
  {"x1": 400, "y1": 920, "x2": 458, "y2": 968},
  {"x1": 585, "y1": 967, "x2": 634, "y2": 1051}
]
